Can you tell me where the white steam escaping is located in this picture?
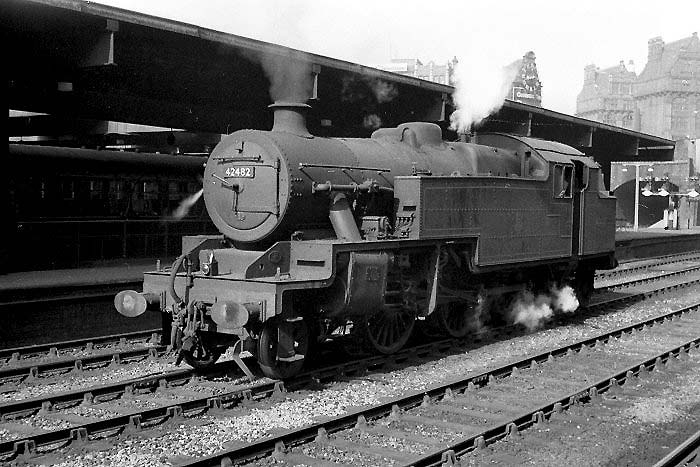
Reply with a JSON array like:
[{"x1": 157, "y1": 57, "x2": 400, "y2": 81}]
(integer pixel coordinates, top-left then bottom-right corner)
[
  {"x1": 449, "y1": 51, "x2": 521, "y2": 133},
  {"x1": 552, "y1": 285, "x2": 580, "y2": 313},
  {"x1": 511, "y1": 291, "x2": 553, "y2": 331},
  {"x1": 511, "y1": 285, "x2": 579, "y2": 331},
  {"x1": 260, "y1": 55, "x2": 314, "y2": 103},
  {"x1": 363, "y1": 114, "x2": 382, "y2": 130},
  {"x1": 172, "y1": 188, "x2": 203, "y2": 220},
  {"x1": 369, "y1": 79, "x2": 398, "y2": 104}
]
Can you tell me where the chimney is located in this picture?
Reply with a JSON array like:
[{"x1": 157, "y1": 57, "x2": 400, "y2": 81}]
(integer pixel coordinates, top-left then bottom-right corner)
[
  {"x1": 269, "y1": 102, "x2": 312, "y2": 138},
  {"x1": 583, "y1": 64, "x2": 597, "y2": 85},
  {"x1": 648, "y1": 37, "x2": 664, "y2": 62}
]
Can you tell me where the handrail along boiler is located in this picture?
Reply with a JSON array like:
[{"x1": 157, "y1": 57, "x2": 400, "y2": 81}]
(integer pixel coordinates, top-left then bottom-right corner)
[{"x1": 115, "y1": 102, "x2": 617, "y2": 378}]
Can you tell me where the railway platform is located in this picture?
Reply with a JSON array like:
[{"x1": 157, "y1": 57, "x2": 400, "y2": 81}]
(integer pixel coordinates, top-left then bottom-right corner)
[
  {"x1": 0, "y1": 259, "x2": 162, "y2": 349},
  {"x1": 615, "y1": 227, "x2": 700, "y2": 262},
  {"x1": 1, "y1": 228, "x2": 699, "y2": 349}
]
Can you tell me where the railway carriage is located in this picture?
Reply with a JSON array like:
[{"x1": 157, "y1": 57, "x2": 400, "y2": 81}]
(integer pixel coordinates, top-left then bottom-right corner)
[
  {"x1": 115, "y1": 102, "x2": 617, "y2": 378},
  {"x1": 6, "y1": 145, "x2": 214, "y2": 270}
]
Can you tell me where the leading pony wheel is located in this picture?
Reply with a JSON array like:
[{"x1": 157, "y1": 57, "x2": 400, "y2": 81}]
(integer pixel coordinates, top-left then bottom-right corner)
[
  {"x1": 257, "y1": 318, "x2": 309, "y2": 379},
  {"x1": 181, "y1": 337, "x2": 223, "y2": 369}
]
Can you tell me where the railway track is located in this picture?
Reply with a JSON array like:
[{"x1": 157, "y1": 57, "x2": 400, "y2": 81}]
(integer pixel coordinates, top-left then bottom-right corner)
[
  {"x1": 0, "y1": 263, "x2": 692, "y2": 414},
  {"x1": 2, "y1": 271, "x2": 700, "y2": 464},
  {"x1": 185, "y1": 302, "x2": 700, "y2": 466},
  {"x1": 596, "y1": 251, "x2": 700, "y2": 280},
  {"x1": 1, "y1": 252, "x2": 693, "y2": 380},
  {"x1": 654, "y1": 429, "x2": 700, "y2": 467},
  {"x1": 3, "y1": 252, "x2": 698, "y2": 387},
  {"x1": 0, "y1": 329, "x2": 161, "y2": 364},
  {"x1": 0, "y1": 346, "x2": 166, "y2": 386},
  {"x1": 0, "y1": 330, "x2": 163, "y2": 385},
  {"x1": 596, "y1": 260, "x2": 700, "y2": 293}
]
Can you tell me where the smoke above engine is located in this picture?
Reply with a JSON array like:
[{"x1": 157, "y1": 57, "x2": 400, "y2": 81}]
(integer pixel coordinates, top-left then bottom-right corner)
[
  {"x1": 449, "y1": 50, "x2": 521, "y2": 133},
  {"x1": 260, "y1": 55, "x2": 315, "y2": 103}
]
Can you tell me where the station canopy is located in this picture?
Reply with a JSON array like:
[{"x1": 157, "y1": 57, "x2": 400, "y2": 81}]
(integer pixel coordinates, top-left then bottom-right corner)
[{"x1": 3, "y1": 0, "x2": 675, "y2": 178}]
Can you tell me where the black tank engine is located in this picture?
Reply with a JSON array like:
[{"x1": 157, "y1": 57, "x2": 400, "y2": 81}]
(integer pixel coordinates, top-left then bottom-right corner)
[{"x1": 115, "y1": 102, "x2": 616, "y2": 378}]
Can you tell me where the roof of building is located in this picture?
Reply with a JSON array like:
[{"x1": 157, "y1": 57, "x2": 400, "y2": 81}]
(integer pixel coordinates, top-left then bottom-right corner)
[
  {"x1": 599, "y1": 61, "x2": 636, "y2": 77},
  {"x1": 638, "y1": 33, "x2": 700, "y2": 82}
]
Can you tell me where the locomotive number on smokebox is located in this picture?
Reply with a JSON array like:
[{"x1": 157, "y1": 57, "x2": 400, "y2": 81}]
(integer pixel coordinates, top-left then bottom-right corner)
[{"x1": 225, "y1": 166, "x2": 255, "y2": 178}]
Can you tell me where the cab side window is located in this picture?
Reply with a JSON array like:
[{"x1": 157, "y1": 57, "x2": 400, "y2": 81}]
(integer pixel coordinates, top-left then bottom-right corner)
[{"x1": 553, "y1": 164, "x2": 574, "y2": 198}]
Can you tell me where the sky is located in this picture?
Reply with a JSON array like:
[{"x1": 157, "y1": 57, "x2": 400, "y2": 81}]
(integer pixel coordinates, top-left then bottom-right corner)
[{"x1": 95, "y1": 0, "x2": 700, "y2": 116}]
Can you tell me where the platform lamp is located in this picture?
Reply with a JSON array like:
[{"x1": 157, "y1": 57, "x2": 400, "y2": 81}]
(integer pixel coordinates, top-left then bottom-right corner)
[
  {"x1": 621, "y1": 163, "x2": 655, "y2": 231},
  {"x1": 688, "y1": 175, "x2": 700, "y2": 199}
]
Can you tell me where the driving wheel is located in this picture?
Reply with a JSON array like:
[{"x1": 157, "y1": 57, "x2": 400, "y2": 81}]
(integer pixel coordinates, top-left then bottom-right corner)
[{"x1": 362, "y1": 306, "x2": 415, "y2": 354}]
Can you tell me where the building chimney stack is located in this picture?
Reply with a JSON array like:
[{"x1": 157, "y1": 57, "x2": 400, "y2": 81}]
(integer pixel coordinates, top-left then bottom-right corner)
[{"x1": 648, "y1": 37, "x2": 664, "y2": 62}]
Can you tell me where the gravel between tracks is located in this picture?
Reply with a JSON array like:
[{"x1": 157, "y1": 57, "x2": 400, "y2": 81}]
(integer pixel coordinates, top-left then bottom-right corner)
[
  {"x1": 0, "y1": 350, "x2": 248, "y2": 405},
  {"x1": 461, "y1": 352, "x2": 700, "y2": 466},
  {"x1": 0, "y1": 360, "x2": 180, "y2": 404},
  {"x1": 593, "y1": 260, "x2": 700, "y2": 288},
  {"x1": 0, "y1": 340, "x2": 157, "y2": 368},
  {"x1": 32, "y1": 284, "x2": 700, "y2": 467}
]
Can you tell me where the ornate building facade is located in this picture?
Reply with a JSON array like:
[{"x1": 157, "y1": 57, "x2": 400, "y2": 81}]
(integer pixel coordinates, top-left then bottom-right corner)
[
  {"x1": 634, "y1": 33, "x2": 700, "y2": 162},
  {"x1": 376, "y1": 58, "x2": 457, "y2": 85},
  {"x1": 575, "y1": 60, "x2": 637, "y2": 128},
  {"x1": 377, "y1": 52, "x2": 543, "y2": 107},
  {"x1": 579, "y1": 33, "x2": 700, "y2": 229},
  {"x1": 577, "y1": 33, "x2": 700, "y2": 163},
  {"x1": 509, "y1": 51, "x2": 542, "y2": 107}
]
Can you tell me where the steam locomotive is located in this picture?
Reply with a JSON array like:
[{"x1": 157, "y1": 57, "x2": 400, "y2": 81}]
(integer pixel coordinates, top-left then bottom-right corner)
[{"x1": 115, "y1": 102, "x2": 617, "y2": 378}]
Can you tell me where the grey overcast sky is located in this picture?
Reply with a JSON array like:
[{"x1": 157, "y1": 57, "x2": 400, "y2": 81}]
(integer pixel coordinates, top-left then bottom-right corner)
[{"x1": 96, "y1": 0, "x2": 699, "y2": 115}]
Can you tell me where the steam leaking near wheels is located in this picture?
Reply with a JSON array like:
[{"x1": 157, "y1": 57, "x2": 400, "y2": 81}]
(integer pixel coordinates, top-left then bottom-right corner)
[{"x1": 510, "y1": 285, "x2": 580, "y2": 331}]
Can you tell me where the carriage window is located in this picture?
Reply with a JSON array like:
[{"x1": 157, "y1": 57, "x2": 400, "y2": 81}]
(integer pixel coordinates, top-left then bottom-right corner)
[
  {"x1": 168, "y1": 181, "x2": 181, "y2": 200},
  {"x1": 553, "y1": 164, "x2": 573, "y2": 198},
  {"x1": 143, "y1": 181, "x2": 159, "y2": 200},
  {"x1": 61, "y1": 180, "x2": 75, "y2": 200},
  {"x1": 89, "y1": 180, "x2": 105, "y2": 200}
]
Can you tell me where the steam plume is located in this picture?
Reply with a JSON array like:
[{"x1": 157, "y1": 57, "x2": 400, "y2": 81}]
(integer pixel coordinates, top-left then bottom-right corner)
[
  {"x1": 510, "y1": 285, "x2": 579, "y2": 331},
  {"x1": 260, "y1": 55, "x2": 314, "y2": 103},
  {"x1": 363, "y1": 114, "x2": 382, "y2": 130},
  {"x1": 449, "y1": 52, "x2": 520, "y2": 133},
  {"x1": 511, "y1": 291, "x2": 553, "y2": 331},
  {"x1": 172, "y1": 188, "x2": 203, "y2": 220},
  {"x1": 369, "y1": 79, "x2": 398, "y2": 104},
  {"x1": 552, "y1": 285, "x2": 579, "y2": 313}
]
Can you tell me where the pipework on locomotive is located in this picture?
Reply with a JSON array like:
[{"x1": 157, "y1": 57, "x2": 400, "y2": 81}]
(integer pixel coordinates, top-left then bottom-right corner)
[{"x1": 115, "y1": 101, "x2": 617, "y2": 379}]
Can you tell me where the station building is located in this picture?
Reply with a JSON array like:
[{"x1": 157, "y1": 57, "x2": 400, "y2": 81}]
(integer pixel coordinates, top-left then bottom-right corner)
[
  {"x1": 576, "y1": 33, "x2": 700, "y2": 162},
  {"x1": 373, "y1": 58, "x2": 457, "y2": 85},
  {"x1": 576, "y1": 61, "x2": 637, "y2": 129},
  {"x1": 578, "y1": 33, "x2": 700, "y2": 229},
  {"x1": 2, "y1": 0, "x2": 678, "y2": 270},
  {"x1": 508, "y1": 51, "x2": 542, "y2": 107},
  {"x1": 377, "y1": 52, "x2": 542, "y2": 108},
  {"x1": 635, "y1": 33, "x2": 700, "y2": 163}
]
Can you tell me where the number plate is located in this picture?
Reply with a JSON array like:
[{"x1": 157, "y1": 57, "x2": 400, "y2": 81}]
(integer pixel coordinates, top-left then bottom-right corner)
[{"x1": 225, "y1": 166, "x2": 256, "y2": 178}]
